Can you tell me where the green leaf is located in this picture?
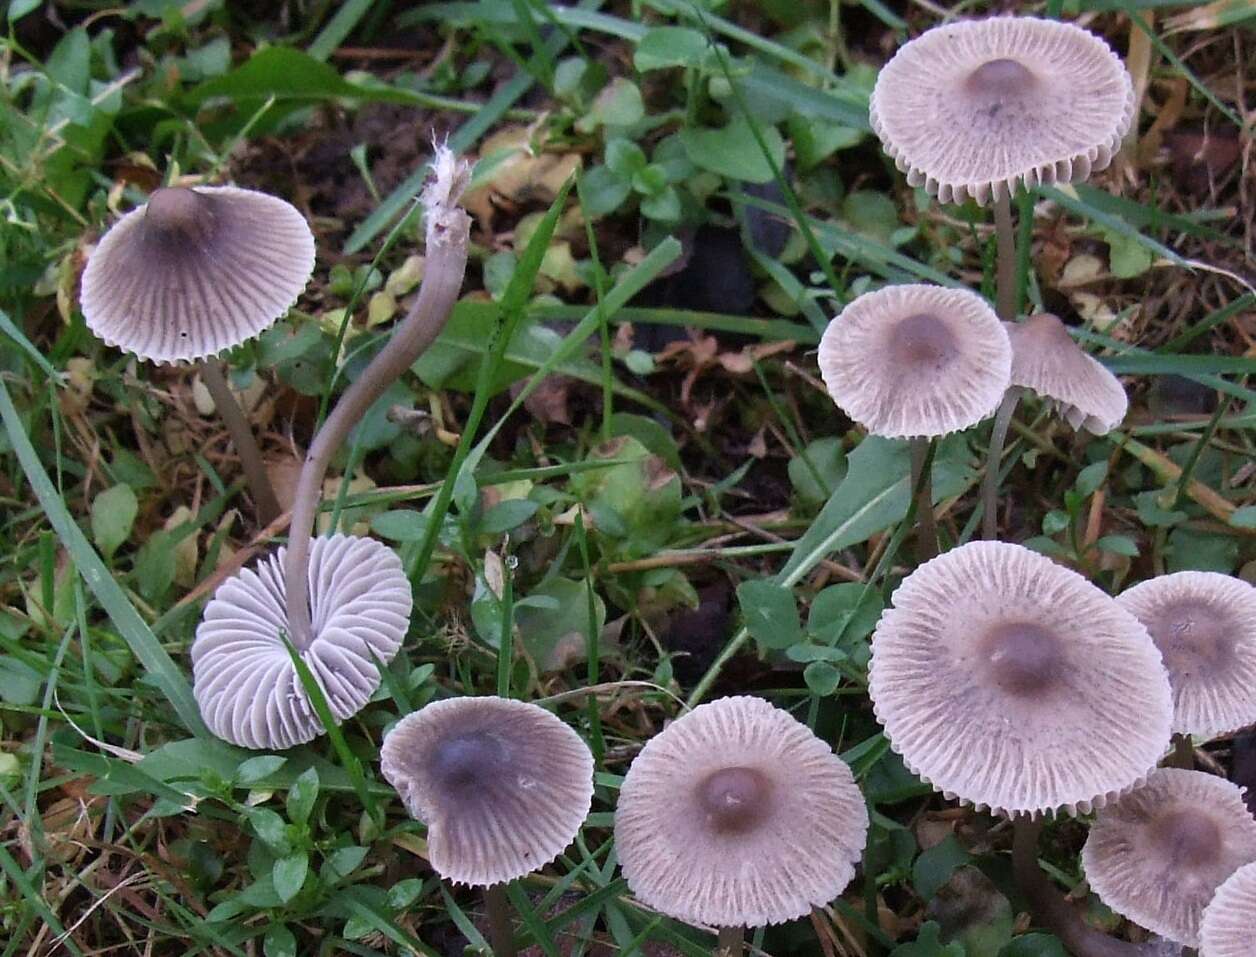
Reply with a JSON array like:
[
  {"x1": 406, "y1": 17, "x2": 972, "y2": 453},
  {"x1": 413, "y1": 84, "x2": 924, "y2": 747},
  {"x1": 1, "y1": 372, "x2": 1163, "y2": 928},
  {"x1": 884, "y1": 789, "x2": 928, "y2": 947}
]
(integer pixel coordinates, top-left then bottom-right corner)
[
  {"x1": 640, "y1": 186, "x2": 681, "y2": 221},
  {"x1": 580, "y1": 165, "x2": 632, "y2": 217},
  {"x1": 1096, "y1": 534, "x2": 1139, "y2": 557},
  {"x1": 737, "y1": 580, "x2": 802, "y2": 651},
  {"x1": 580, "y1": 77, "x2": 644, "y2": 129},
  {"x1": 273, "y1": 852, "x2": 308, "y2": 904},
  {"x1": 679, "y1": 118, "x2": 786, "y2": 184},
  {"x1": 1228, "y1": 505, "x2": 1256, "y2": 529},
  {"x1": 843, "y1": 189, "x2": 900, "y2": 245},
  {"x1": 1074, "y1": 461, "x2": 1109, "y2": 497},
  {"x1": 371, "y1": 510, "x2": 430, "y2": 543},
  {"x1": 324, "y1": 845, "x2": 369, "y2": 881},
  {"x1": 514, "y1": 577, "x2": 607, "y2": 673},
  {"x1": 237, "y1": 755, "x2": 288, "y2": 786},
  {"x1": 634, "y1": 26, "x2": 707, "y2": 70},
  {"x1": 1167, "y1": 527, "x2": 1239, "y2": 573},
  {"x1": 803, "y1": 660, "x2": 841, "y2": 695},
  {"x1": 891, "y1": 922, "x2": 965, "y2": 956},
  {"x1": 248, "y1": 808, "x2": 289, "y2": 853},
  {"x1": 788, "y1": 114, "x2": 863, "y2": 170},
  {"x1": 808, "y1": 583, "x2": 883, "y2": 644},
  {"x1": 263, "y1": 924, "x2": 297, "y2": 957},
  {"x1": 286, "y1": 767, "x2": 319, "y2": 826},
  {"x1": 788, "y1": 436, "x2": 847, "y2": 504},
  {"x1": 999, "y1": 934, "x2": 1066, "y2": 957},
  {"x1": 912, "y1": 835, "x2": 971, "y2": 900},
  {"x1": 1103, "y1": 229, "x2": 1152, "y2": 279},
  {"x1": 91, "y1": 484, "x2": 138, "y2": 559},
  {"x1": 480, "y1": 498, "x2": 539, "y2": 535},
  {"x1": 387, "y1": 878, "x2": 425, "y2": 910}
]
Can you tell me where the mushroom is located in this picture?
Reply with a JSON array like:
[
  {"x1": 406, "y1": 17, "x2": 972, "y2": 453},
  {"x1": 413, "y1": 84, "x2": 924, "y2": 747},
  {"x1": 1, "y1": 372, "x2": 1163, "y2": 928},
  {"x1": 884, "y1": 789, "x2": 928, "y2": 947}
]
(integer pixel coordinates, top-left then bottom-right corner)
[
  {"x1": 1082, "y1": 768, "x2": 1256, "y2": 948},
  {"x1": 1201, "y1": 861, "x2": 1256, "y2": 957},
  {"x1": 982, "y1": 313, "x2": 1129, "y2": 538},
  {"x1": 81, "y1": 183, "x2": 316, "y2": 525},
  {"x1": 869, "y1": 16, "x2": 1134, "y2": 320},
  {"x1": 192, "y1": 533, "x2": 412, "y2": 749},
  {"x1": 1116, "y1": 571, "x2": 1256, "y2": 765},
  {"x1": 380, "y1": 696, "x2": 595, "y2": 957},
  {"x1": 614, "y1": 696, "x2": 869, "y2": 952},
  {"x1": 818, "y1": 284, "x2": 1011, "y2": 558}
]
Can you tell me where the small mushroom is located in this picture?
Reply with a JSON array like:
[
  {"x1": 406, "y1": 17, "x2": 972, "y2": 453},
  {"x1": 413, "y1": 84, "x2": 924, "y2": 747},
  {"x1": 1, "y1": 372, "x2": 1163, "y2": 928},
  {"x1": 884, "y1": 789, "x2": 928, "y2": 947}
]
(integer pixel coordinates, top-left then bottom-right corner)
[
  {"x1": 192, "y1": 533, "x2": 411, "y2": 750},
  {"x1": 81, "y1": 184, "x2": 316, "y2": 525},
  {"x1": 614, "y1": 695, "x2": 869, "y2": 945},
  {"x1": 819, "y1": 284, "x2": 1011, "y2": 558},
  {"x1": 381, "y1": 696, "x2": 595, "y2": 957},
  {"x1": 1116, "y1": 571, "x2": 1256, "y2": 746},
  {"x1": 1082, "y1": 768, "x2": 1256, "y2": 948},
  {"x1": 1200, "y1": 861, "x2": 1256, "y2": 957}
]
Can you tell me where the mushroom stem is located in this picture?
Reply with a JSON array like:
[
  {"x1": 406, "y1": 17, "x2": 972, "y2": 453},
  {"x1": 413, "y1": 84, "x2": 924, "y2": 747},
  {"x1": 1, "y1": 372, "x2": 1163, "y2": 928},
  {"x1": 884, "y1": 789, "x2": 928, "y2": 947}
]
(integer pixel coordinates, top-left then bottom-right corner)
[
  {"x1": 1012, "y1": 816, "x2": 1154, "y2": 957},
  {"x1": 716, "y1": 925, "x2": 743, "y2": 955},
  {"x1": 909, "y1": 437, "x2": 938, "y2": 561},
  {"x1": 993, "y1": 190, "x2": 1018, "y2": 322},
  {"x1": 484, "y1": 882, "x2": 517, "y2": 957},
  {"x1": 1169, "y1": 733, "x2": 1196, "y2": 769},
  {"x1": 284, "y1": 150, "x2": 472, "y2": 648},
  {"x1": 197, "y1": 359, "x2": 281, "y2": 527},
  {"x1": 982, "y1": 388, "x2": 1022, "y2": 540}
]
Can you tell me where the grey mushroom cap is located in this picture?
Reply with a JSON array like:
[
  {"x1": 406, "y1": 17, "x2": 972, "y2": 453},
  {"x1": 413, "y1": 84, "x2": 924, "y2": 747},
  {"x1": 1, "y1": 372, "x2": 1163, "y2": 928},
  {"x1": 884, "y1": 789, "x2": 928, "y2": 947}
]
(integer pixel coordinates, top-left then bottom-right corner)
[
  {"x1": 1201, "y1": 861, "x2": 1256, "y2": 957},
  {"x1": 81, "y1": 185, "x2": 315, "y2": 364},
  {"x1": 1083, "y1": 769, "x2": 1256, "y2": 948},
  {"x1": 1004, "y1": 314, "x2": 1128, "y2": 434},
  {"x1": 1116, "y1": 572, "x2": 1256, "y2": 740},
  {"x1": 615, "y1": 695, "x2": 869, "y2": 928},
  {"x1": 192, "y1": 534, "x2": 411, "y2": 750},
  {"x1": 380, "y1": 696, "x2": 595, "y2": 887},
  {"x1": 870, "y1": 17, "x2": 1135, "y2": 205},
  {"x1": 869, "y1": 540, "x2": 1172, "y2": 817},
  {"x1": 818, "y1": 284, "x2": 1012, "y2": 439}
]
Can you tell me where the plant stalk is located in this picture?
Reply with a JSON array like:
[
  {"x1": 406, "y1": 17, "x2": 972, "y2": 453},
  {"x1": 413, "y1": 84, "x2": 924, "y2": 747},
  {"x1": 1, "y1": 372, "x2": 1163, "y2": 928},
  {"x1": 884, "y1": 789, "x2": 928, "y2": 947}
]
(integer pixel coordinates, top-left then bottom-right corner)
[
  {"x1": 284, "y1": 151, "x2": 472, "y2": 648},
  {"x1": 197, "y1": 359, "x2": 280, "y2": 527},
  {"x1": 716, "y1": 925, "x2": 743, "y2": 955},
  {"x1": 909, "y1": 437, "x2": 937, "y2": 562},
  {"x1": 484, "y1": 883, "x2": 516, "y2": 957},
  {"x1": 1169, "y1": 733, "x2": 1195, "y2": 769},
  {"x1": 994, "y1": 190, "x2": 1018, "y2": 322},
  {"x1": 982, "y1": 388, "x2": 1022, "y2": 540}
]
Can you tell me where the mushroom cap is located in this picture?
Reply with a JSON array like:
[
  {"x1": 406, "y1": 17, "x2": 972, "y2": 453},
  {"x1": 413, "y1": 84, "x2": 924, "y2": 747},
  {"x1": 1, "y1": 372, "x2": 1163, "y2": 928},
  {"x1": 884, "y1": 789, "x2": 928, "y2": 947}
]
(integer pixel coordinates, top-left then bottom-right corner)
[
  {"x1": 1201, "y1": 861, "x2": 1256, "y2": 957},
  {"x1": 818, "y1": 285, "x2": 1012, "y2": 439},
  {"x1": 1004, "y1": 314, "x2": 1128, "y2": 434},
  {"x1": 81, "y1": 185, "x2": 315, "y2": 364},
  {"x1": 868, "y1": 540, "x2": 1172, "y2": 817},
  {"x1": 615, "y1": 695, "x2": 869, "y2": 928},
  {"x1": 1116, "y1": 572, "x2": 1256, "y2": 740},
  {"x1": 1082, "y1": 768, "x2": 1256, "y2": 948},
  {"x1": 192, "y1": 534, "x2": 411, "y2": 750},
  {"x1": 379, "y1": 696, "x2": 594, "y2": 887},
  {"x1": 869, "y1": 17, "x2": 1135, "y2": 205}
]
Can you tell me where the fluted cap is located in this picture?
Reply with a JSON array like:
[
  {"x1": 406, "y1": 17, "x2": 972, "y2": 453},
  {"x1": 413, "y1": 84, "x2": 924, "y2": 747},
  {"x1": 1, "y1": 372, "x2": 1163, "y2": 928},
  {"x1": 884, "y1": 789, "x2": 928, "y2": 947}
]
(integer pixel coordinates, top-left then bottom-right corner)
[
  {"x1": 818, "y1": 284, "x2": 1011, "y2": 439},
  {"x1": 1083, "y1": 769, "x2": 1256, "y2": 948},
  {"x1": 1201, "y1": 862, "x2": 1256, "y2": 957},
  {"x1": 81, "y1": 185, "x2": 315, "y2": 364},
  {"x1": 868, "y1": 541, "x2": 1172, "y2": 816},
  {"x1": 1005, "y1": 314, "x2": 1128, "y2": 434},
  {"x1": 870, "y1": 17, "x2": 1135, "y2": 205},
  {"x1": 615, "y1": 695, "x2": 869, "y2": 928},
  {"x1": 380, "y1": 696, "x2": 594, "y2": 887},
  {"x1": 1116, "y1": 572, "x2": 1256, "y2": 740},
  {"x1": 192, "y1": 534, "x2": 411, "y2": 750}
]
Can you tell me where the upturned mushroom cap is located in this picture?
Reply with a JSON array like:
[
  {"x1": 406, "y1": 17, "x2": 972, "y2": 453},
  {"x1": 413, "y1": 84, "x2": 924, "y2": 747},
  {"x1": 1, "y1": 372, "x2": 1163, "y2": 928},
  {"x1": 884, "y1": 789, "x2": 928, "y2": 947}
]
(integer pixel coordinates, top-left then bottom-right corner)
[
  {"x1": 379, "y1": 696, "x2": 594, "y2": 887},
  {"x1": 869, "y1": 17, "x2": 1135, "y2": 205},
  {"x1": 818, "y1": 285, "x2": 1012, "y2": 439},
  {"x1": 1004, "y1": 314, "x2": 1128, "y2": 434},
  {"x1": 192, "y1": 534, "x2": 411, "y2": 750},
  {"x1": 614, "y1": 695, "x2": 869, "y2": 928},
  {"x1": 868, "y1": 541, "x2": 1172, "y2": 816},
  {"x1": 81, "y1": 185, "x2": 315, "y2": 364},
  {"x1": 1201, "y1": 861, "x2": 1256, "y2": 957},
  {"x1": 1116, "y1": 572, "x2": 1256, "y2": 740},
  {"x1": 1082, "y1": 768, "x2": 1256, "y2": 948}
]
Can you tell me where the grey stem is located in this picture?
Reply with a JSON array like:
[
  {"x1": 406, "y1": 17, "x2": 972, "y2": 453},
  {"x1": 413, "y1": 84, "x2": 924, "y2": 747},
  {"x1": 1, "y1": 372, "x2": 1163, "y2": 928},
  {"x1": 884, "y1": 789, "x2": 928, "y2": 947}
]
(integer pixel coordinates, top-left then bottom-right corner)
[
  {"x1": 716, "y1": 926, "x2": 743, "y2": 956},
  {"x1": 1169, "y1": 733, "x2": 1195, "y2": 769},
  {"x1": 994, "y1": 190, "x2": 1018, "y2": 322},
  {"x1": 484, "y1": 883, "x2": 516, "y2": 957},
  {"x1": 982, "y1": 388, "x2": 1022, "y2": 541},
  {"x1": 910, "y1": 436, "x2": 938, "y2": 561},
  {"x1": 197, "y1": 359, "x2": 281, "y2": 527},
  {"x1": 284, "y1": 158, "x2": 472, "y2": 649},
  {"x1": 1012, "y1": 816, "x2": 1155, "y2": 957}
]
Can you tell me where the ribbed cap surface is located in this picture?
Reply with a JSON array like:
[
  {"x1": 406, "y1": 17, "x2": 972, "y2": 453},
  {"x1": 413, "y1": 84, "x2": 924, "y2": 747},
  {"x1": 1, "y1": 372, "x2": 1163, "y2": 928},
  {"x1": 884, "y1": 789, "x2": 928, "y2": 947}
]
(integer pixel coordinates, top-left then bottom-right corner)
[{"x1": 1201, "y1": 862, "x2": 1256, "y2": 957}]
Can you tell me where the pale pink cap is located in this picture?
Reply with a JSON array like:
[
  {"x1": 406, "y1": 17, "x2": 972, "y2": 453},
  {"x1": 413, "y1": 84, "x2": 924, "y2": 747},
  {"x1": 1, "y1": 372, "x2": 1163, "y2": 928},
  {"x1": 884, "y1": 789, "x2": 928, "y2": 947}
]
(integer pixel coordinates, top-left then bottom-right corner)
[
  {"x1": 818, "y1": 285, "x2": 1011, "y2": 439},
  {"x1": 1083, "y1": 769, "x2": 1256, "y2": 948},
  {"x1": 1201, "y1": 861, "x2": 1256, "y2": 957},
  {"x1": 870, "y1": 17, "x2": 1135, "y2": 205},
  {"x1": 869, "y1": 541, "x2": 1172, "y2": 816},
  {"x1": 1116, "y1": 572, "x2": 1256, "y2": 740},
  {"x1": 380, "y1": 696, "x2": 594, "y2": 887},
  {"x1": 615, "y1": 695, "x2": 869, "y2": 928},
  {"x1": 192, "y1": 534, "x2": 410, "y2": 750}
]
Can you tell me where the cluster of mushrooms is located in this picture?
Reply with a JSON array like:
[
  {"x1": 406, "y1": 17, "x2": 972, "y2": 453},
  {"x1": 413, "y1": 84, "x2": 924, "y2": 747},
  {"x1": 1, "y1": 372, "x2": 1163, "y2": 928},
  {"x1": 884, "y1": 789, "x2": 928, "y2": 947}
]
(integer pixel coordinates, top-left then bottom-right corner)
[{"x1": 74, "y1": 13, "x2": 1256, "y2": 957}]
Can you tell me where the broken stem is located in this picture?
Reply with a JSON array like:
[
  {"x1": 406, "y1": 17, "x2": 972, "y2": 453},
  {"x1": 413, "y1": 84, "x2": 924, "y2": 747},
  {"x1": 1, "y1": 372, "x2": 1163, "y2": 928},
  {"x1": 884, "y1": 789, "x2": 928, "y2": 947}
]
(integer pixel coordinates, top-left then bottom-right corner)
[
  {"x1": 910, "y1": 436, "x2": 938, "y2": 561},
  {"x1": 197, "y1": 359, "x2": 280, "y2": 527},
  {"x1": 994, "y1": 190, "x2": 1018, "y2": 322},
  {"x1": 484, "y1": 883, "x2": 517, "y2": 957}
]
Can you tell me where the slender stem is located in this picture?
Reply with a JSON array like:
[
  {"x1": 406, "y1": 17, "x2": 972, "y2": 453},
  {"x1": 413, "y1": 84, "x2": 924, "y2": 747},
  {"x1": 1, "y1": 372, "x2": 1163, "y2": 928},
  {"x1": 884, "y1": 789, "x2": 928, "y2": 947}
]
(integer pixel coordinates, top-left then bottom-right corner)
[
  {"x1": 994, "y1": 190, "x2": 1018, "y2": 322},
  {"x1": 910, "y1": 437, "x2": 937, "y2": 562},
  {"x1": 197, "y1": 360, "x2": 280, "y2": 527},
  {"x1": 1170, "y1": 733, "x2": 1195, "y2": 769},
  {"x1": 1012, "y1": 816, "x2": 1153, "y2": 957},
  {"x1": 982, "y1": 389, "x2": 1022, "y2": 541},
  {"x1": 484, "y1": 883, "x2": 516, "y2": 957},
  {"x1": 283, "y1": 157, "x2": 472, "y2": 648},
  {"x1": 716, "y1": 926, "x2": 743, "y2": 956}
]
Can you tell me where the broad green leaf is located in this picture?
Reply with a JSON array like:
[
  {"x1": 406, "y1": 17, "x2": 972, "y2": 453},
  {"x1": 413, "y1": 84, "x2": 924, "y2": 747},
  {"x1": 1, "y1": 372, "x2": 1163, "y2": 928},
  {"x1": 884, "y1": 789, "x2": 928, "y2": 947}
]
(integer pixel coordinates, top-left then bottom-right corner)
[
  {"x1": 263, "y1": 924, "x2": 297, "y2": 957},
  {"x1": 679, "y1": 118, "x2": 786, "y2": 184},
  {"x1": 737, "y1": 580, "x2": 802, "y2": 651},
  {"x1": 634, "y1": 26, "x2": 707, "y2": 70},
  {"x1": 248, "y1": 808, "x2": 289, "y2": 853},
  {"x1": 237, "y1": 755, "x2": 288, "y2": 786},
  {"x1": 273, "y1": 852, "x2": 308, "y2": 903},
  {"x1": 803, "y1": 660, "x2": 841, "y2": 695},
  {"x1": 789, "y1": 436, "x2": 847, "y2": 504},
  {"x1": 912, "y1": 835, "x2": 971, "y2": 900},
  {"x1": 286, "y1": 767, "x2": 319, "y2": 826},
  {"x1": 808, "y1": 583, "x2": 883, "y2": 644},
  {"x1": 91, "y1": 484, "x2": 138, "y2": 559},
  {"x1": 1000, "y1": 934, "x2": 1066, "y2": 957},
  {"x1": 891, "y1": 922, "x2": 965, "y2": 956},
  {"x1": 514, "y1": 577, "x2": 607, "y2": 672}
]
